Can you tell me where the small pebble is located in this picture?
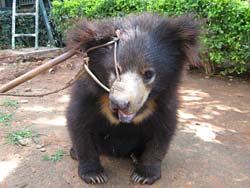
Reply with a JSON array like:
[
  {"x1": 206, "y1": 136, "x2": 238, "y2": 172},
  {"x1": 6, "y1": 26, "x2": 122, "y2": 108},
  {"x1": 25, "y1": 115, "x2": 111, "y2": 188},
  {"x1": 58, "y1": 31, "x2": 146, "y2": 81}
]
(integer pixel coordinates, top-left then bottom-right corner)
[
  {"x1": 18, "y1": 138, "x2": 30, "y2": 146},
  {"x1": 36, "y1": 144, "x2": 44, "y2": 149},
  {"x1": 49, "y1": 68, "x2": 56, "y2": 74},
  {"x1": 14, "y1": 154, "x2": 21, "y2": 158},
  {"x1": 24, "y1": 88, "x2": 32, "y2": 92},
  {"x1": 19, "y1": 99, "x2": 29, "y2": 104},
  {"x1": 205, "y1": 76, "x2": 209, "y2": 79},
  {"x1": 66, "y1": 63, "x2": 74, "y2": 70},
  {"x1": 31, "y1": 168, "x2": 36, "y2": 173},
  {"x1": 40, "y1": 148, "x2": 46, "y2": 152}
]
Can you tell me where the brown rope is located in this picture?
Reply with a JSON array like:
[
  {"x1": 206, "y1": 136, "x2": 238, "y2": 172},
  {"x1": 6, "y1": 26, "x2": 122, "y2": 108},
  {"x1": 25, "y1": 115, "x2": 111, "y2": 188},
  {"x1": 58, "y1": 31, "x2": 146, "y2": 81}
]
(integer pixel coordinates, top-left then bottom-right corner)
[
  {"x1": 76, "y1": 36, "x2": 120, "y2": 92},
  {"x1": 85, "y1": 37, "x2": 119, "y2": 53},
  {"x1": 114, "y1": 30, "x2": 121, "y2": 81},
  {"x1": 82, "y1": 57, "x2": 110, "y2": 92},
  {"x1": 0, "y1": 65, "x2": 85, "y2": 97}
]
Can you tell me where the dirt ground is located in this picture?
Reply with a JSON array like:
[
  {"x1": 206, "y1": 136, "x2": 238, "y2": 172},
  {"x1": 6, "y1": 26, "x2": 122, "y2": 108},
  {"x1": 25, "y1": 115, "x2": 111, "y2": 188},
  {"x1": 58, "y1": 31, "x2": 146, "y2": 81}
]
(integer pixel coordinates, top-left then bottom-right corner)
[{"x1": 0, "y1": 58, "x2": 249, "y2": 188}]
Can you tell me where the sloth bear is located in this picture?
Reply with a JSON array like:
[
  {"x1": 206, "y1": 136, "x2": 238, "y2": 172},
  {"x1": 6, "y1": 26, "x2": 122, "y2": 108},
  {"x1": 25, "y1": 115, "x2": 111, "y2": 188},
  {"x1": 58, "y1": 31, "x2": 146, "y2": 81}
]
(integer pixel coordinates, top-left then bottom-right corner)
[{"x1": 66, "y1": 13, "x2": 199, "y2": 185}]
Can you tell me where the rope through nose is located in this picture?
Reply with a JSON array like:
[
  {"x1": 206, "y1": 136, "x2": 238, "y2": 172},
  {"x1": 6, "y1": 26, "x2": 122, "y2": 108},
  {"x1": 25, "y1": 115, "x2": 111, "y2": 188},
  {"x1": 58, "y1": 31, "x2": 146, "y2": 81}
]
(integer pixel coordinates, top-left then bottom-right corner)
[
  {"x1": 114, "y1": 39, "x2": 120, "y2": 81},
  {"x1": 77, "y1": 35, "x2": 121, "y2": 93},
  {"x1": 83, "y1": 57, "x2": 110, "y2": 92}
]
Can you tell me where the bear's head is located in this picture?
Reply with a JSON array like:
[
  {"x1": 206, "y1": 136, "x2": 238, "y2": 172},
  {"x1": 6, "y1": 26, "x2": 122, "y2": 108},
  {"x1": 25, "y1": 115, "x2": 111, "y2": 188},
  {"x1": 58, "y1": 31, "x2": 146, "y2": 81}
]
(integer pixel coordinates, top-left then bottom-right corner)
[{"x1": 67, "y1": 13, "x2": 199, "y2": 124}]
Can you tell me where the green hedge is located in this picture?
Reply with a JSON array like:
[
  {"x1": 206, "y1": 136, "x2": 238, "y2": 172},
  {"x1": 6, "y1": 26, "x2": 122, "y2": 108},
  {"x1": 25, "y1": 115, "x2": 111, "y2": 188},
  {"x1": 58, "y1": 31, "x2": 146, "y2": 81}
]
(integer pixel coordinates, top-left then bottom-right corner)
[
  {"x1": 52, "y1": 0, "x2": 248, "y2": 74},
  {"x1": 0, "y1": 10, "x2": 50, "y2": 49}
]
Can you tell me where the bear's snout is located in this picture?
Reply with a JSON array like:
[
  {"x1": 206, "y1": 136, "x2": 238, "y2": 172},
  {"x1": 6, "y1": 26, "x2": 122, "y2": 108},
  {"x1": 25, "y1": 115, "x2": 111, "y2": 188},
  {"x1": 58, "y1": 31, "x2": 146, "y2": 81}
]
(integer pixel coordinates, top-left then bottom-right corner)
[
  {"x1": 108, "y1": 71, "x2": 151, "y2": 123},
  {"x1": 109, "y1": 95, "x2": 130, "y2": 111},
  {"x1": 109, "y1": 94, "x2": 135, "y2": 123}
]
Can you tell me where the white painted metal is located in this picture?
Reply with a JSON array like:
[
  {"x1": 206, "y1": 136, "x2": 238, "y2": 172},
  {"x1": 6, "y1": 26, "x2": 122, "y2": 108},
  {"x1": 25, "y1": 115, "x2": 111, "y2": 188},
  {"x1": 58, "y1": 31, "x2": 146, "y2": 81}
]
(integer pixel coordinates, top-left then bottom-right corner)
[
  {"x1": 35, "y1": 0, "x2": 39, "y2": 49},
  {"x1": 11, "y1": 0, "x2": 39, "y2": 50},
  {"x1": 15, "y1": 12, "x2": 36, "y2": 16},
  {"x1": 11, "y1": 0, "x2": 16, "y2": 49},
  {"x1": 14, "y1": 34, "x2": 36, "y2": 37}
]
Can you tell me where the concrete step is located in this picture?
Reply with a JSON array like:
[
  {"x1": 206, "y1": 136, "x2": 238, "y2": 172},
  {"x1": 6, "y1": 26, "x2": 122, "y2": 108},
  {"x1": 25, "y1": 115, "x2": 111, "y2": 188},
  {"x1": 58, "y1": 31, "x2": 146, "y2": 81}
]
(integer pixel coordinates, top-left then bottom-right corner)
[{"x1": 0, "y1": 47, "x2": 63, "y2": 64}]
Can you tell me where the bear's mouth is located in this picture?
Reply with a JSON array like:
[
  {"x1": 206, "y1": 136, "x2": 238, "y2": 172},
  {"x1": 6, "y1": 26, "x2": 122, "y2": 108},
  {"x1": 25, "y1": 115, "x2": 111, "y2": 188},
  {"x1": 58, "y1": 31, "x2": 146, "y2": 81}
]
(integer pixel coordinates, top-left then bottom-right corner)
[
  {"x1": 111, "y1": 102, "x2": 151, "y2": 124},
  {"x1": 100, "y1": 95, "x2": 155, "y2": 125},
  {"x1": 118, "y1": 110, "x2": 136, "y2": 123},
  {"x1": 112, "y1": 109, "x2": 136, "y2": 123}
]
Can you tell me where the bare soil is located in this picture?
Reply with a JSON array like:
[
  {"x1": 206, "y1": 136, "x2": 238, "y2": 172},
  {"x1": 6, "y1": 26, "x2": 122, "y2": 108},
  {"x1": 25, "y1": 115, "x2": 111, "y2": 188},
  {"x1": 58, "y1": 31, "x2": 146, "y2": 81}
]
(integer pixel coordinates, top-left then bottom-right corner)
[{"x1": 0, "y1": 58, "x2": 249, "y2": 188}]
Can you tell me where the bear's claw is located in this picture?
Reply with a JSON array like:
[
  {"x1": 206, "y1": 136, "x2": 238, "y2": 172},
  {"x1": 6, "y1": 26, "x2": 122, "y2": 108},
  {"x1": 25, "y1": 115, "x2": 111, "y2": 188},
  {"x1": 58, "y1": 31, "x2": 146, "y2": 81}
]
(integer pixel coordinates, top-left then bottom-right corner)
[
  {"x1": 80, "y1": 171, "x2": 108, "y2": 184},
  {"x1": 78, "y1": 161, "x2": 108, "y2": 184},
  {"x1": 131, "y1": 163, "x2": 161, "y2": 185},
  {"x1": 131, "y1": 172, "x2": 159, "y2": 185}
]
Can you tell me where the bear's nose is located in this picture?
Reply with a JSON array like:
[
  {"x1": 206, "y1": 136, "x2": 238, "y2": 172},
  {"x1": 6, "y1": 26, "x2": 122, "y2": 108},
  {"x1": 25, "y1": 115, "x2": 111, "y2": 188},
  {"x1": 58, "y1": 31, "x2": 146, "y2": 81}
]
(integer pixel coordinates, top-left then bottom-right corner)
[{"x1": 109, "y1": 96, "x2": 130, "y2": 111}]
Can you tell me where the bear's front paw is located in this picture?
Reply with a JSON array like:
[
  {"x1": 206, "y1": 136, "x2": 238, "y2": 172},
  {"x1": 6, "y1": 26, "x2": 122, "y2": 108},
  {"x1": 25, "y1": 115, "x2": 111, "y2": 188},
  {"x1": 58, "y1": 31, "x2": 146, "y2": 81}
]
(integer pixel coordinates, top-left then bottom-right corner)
[
  {"x1": 78, "y1": 161, "x2": 108, "y2": 184},
  {"x1": 131, "y1": 163, "x2": 161, "y2": 185}
]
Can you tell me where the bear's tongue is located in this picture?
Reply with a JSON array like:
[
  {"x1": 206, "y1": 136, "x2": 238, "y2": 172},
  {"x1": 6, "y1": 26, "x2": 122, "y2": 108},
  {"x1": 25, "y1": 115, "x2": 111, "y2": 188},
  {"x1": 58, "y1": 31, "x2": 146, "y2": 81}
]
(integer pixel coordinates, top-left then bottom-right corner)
[{"x1": 118, "y1": 110, "x2": 135, "y2": 123}]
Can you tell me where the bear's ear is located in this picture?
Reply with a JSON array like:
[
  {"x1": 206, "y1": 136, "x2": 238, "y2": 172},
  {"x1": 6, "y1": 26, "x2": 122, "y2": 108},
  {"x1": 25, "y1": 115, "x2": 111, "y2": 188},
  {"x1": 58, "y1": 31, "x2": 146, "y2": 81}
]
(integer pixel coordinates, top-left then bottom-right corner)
[
  {"x1": 66, "y1": 19, "x2": 116, "y2": 51},
  {"x1": 155, "y1": 16, "x2": 200, "y2": 66}
]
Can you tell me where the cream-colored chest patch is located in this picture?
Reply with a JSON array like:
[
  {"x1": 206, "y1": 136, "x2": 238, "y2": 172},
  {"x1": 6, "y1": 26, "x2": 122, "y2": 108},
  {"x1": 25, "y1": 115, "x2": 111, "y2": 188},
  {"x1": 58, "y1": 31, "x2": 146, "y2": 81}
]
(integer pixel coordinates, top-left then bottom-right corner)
[{"x1": 100, "y1": 95, "x2": 119, "y2": 125}]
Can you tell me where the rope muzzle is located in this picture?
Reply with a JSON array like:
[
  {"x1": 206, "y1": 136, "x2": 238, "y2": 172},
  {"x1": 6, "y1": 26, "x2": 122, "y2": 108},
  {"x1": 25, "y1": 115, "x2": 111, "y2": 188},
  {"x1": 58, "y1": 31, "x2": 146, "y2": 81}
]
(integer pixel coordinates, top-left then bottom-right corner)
[{"x1": 78, "y1": 35, "x2": 121, "y2": 93}]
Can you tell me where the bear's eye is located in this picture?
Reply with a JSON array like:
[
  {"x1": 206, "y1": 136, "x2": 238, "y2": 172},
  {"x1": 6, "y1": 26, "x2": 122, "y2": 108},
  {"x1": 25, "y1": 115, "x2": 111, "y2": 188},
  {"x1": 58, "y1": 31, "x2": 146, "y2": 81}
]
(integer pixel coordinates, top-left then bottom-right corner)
[{"x1": 143, "y1": 70, "x2": 155, "y2": 83}]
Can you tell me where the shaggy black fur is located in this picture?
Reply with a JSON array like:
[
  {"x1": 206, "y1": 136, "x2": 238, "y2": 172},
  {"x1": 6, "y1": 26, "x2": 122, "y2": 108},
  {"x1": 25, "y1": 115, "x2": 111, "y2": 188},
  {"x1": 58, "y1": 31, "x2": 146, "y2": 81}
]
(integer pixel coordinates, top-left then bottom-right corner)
[{"x1": 66, "y1": 13, "x2": 199, "y2": 185}]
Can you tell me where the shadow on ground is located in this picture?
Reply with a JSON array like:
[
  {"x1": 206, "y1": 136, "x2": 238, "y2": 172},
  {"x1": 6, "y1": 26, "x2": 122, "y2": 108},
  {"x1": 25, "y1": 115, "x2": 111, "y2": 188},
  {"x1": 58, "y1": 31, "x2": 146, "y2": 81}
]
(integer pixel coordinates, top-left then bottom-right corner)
[{"x1": 0, "y1": 63, "x2": 249, "y2": 188}]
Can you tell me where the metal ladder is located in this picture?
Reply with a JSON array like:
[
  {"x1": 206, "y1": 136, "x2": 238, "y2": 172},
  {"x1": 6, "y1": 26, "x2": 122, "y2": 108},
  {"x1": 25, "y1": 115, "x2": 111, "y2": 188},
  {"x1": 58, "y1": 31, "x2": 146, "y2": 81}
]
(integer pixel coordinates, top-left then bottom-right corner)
[{"x1": 12, "y1": 0, "x2": 39, "y2": 49}]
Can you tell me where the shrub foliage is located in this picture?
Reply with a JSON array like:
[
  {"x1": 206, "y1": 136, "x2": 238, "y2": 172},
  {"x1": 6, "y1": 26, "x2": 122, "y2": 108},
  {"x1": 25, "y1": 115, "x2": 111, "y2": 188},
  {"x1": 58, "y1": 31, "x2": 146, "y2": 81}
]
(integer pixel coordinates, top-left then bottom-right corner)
[
  {"x1": 51, "y1": 0, "x2": 249, "y2": 75},
  {"x1": 0, "y1": 0, "x2": 249, "y2": 75}
]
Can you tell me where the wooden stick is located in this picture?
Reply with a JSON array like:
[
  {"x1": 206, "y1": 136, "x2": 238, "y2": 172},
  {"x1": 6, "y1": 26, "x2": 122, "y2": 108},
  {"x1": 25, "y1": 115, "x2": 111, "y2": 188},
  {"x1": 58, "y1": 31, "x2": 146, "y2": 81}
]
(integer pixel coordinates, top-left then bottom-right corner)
[{"x1": 0, "y1": 49, "x2": 77, "y2": 93}]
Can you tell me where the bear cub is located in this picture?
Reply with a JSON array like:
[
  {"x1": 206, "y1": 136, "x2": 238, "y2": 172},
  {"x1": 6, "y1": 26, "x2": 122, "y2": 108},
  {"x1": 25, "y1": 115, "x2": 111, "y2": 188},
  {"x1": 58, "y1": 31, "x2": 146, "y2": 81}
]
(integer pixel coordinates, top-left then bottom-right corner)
[{"x1": 66, "y1": 13, "x2": 199, "y2": 185}]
